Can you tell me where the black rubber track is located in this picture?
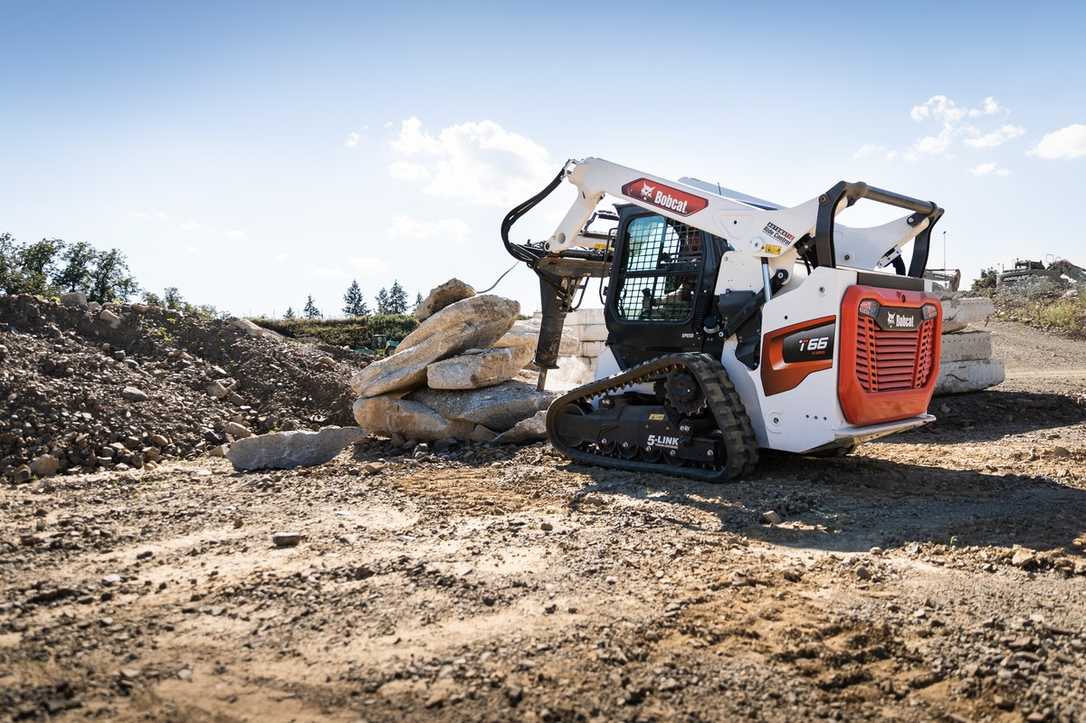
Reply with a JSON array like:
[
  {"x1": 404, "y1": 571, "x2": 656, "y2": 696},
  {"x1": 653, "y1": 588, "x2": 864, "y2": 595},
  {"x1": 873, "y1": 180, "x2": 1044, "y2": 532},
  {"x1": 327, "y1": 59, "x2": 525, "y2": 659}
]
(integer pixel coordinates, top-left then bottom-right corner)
[{"x1": 545, "y1": 352, "x2": 759, "y2": 482}]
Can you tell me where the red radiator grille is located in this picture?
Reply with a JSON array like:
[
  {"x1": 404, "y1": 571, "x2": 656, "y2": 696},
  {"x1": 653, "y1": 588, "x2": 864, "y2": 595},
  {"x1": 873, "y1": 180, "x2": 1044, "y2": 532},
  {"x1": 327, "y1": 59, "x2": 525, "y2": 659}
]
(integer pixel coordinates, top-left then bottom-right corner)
[{"x1": 855, "y1": 316, "x2": 937, "y2": 393}]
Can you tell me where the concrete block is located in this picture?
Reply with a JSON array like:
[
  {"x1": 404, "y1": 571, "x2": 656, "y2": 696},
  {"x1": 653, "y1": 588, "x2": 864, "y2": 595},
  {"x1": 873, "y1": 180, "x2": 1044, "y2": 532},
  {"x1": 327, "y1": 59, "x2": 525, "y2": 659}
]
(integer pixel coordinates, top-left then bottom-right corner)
[
  {"x1": 941, "y1": 296, "x2": 994, "y2": 333},
  {"x1": 578, "y1": 323, "x2": 608, "y2": 342},
  {"x1": 580, "y1": 341, "x2": 606, "y2": 358},
  {"x1": 572, "y1": 308, "x2": 605, "y2": 325},
  {"x1": 940, "y1": 330, "x2": 992, "y2": 363},
  {"x1": 934, "y1": 358, "x2": 1005, "y2": 396}
]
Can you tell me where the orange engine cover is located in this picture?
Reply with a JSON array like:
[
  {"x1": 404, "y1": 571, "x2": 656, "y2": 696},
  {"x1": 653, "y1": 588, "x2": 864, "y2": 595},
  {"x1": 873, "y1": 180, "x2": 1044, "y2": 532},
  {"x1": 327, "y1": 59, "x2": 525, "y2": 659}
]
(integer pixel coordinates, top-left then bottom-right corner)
[{"x1": 837, "y1": 285, "x2": 942, "y2": 426}]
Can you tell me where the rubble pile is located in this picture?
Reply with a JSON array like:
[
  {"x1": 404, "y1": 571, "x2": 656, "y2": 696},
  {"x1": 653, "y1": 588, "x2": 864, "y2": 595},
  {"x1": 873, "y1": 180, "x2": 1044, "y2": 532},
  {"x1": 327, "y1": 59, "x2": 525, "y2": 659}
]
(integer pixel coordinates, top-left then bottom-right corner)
[
  {"x1": 934, "y1": 292, "x2": 1004, "y2": 395},
  {"x1": 351, "y1": 279, "x2": 553, "y2": 444},
  {"x1": 0, "y1": 293, "x2": 367, "y2": 483}
]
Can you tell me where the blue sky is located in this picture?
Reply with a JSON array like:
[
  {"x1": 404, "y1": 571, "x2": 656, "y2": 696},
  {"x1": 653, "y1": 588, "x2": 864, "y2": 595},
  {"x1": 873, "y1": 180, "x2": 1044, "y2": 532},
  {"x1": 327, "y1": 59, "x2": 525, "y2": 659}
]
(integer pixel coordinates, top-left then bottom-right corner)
[{"x1": 3, "y1": 1, "x2": 1085, "y2": 317}]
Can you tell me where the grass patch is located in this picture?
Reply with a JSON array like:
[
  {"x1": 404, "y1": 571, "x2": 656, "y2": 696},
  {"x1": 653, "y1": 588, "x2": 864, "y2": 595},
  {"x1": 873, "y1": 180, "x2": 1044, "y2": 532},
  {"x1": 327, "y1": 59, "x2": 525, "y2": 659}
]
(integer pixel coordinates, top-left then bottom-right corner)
[{"x1": 250, "y1": 314, "x2": 417, "y2": 349}]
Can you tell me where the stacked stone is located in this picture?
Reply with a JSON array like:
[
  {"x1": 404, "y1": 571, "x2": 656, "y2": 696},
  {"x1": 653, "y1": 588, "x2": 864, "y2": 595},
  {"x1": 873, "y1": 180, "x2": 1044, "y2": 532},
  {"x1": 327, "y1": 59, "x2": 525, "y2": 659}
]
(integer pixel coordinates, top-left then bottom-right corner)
[
  {"x1": 351, "y1": 279, "x2": 553, "y2": 445},
  {"x1": 934, "y1": 293, "x2": 1004, "y2": 395}
]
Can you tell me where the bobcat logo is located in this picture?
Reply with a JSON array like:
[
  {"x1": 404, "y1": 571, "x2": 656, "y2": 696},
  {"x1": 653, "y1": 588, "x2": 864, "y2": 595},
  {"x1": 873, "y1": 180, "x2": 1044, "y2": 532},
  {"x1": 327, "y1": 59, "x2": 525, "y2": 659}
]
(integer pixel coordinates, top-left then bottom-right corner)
[{"x1": 640, "y1": 184, "x2": 656, "y2": 200}]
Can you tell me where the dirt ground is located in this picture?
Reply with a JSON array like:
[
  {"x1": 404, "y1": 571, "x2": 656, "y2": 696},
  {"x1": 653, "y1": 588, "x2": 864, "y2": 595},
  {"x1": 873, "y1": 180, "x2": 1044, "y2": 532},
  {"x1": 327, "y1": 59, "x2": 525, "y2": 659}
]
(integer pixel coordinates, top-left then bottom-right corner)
[{"x1": 3, "y1": 320, "x2": 1085, "y2": 722}]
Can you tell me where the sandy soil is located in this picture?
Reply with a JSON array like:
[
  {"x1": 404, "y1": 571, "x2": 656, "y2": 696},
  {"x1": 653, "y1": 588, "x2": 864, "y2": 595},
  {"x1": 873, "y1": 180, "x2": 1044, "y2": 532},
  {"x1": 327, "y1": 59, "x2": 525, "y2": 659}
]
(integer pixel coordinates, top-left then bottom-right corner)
[{"x1": 2, "y1": 320, "x2": 1085, "y2": 722}]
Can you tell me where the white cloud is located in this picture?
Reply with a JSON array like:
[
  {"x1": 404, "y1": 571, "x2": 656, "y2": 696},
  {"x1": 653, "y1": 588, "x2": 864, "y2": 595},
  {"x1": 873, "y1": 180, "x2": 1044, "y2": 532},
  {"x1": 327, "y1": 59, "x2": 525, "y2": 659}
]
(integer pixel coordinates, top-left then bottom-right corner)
[
  {"x1": 1029, "y1": 123, "x2": 1086, "y2": 159},
  {"x1": 911, "y1": 95, "x2": 1004, "y2": 124},
  {"x1": 912, "y1": 126, "x2": 955, "y2": 156},
  {"x1": 973, "y1": 96, "x2": 1003, "y2": 116},
  {"x1": 970, "y1": 162, "x2": 1010, "y2": 176},
  {"x1": 387, "y1": 116, "x2": 552, "y2": 206},
  {"x1": 344, "y1": 131, "x2": 362, "y2": 148},
  {"x1": 386, "y1": 215, "x2": 470, "y2": 244},
  {"x1": 863, "y1": 95, "x2": 1018, "y2": 161},
  {"x1": 911, "y1": 95, "x2": 966, "y2": 124},
  {"x1": 225, "y1": 229, "x2": 248, "y2": 241},
  {"x1": 179, "y1": 220, "x2": 204, "y2": 232},
  {"x1": 273, "y1": 252, "x2": 289, "y2": 263},
  {"x1": 964, "y1": 124, "x2": 1025, "y2": 148}
]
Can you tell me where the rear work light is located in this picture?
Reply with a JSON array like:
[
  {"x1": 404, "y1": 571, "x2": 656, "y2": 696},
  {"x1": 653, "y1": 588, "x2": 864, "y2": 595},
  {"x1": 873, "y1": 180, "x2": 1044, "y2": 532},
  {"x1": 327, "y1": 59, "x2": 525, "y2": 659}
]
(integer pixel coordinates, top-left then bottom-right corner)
[
  {"x1": 922, "y1": 303, "x2": 938, "y2": 320},
  {"x1": 858, "y1": 299, "x2": 880, "y2": 317}
]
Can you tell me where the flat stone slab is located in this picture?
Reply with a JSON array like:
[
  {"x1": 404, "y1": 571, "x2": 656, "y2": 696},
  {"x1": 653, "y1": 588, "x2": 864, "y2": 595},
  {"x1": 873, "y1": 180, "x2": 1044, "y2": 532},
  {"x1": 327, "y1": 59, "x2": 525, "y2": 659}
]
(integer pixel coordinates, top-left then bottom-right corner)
[
  {"x1": 427, "y1": 346, "x2": 534, "y2": 390},
  {"x1": 940, "y1": 330, "x2": 993, "y2": 363},
  {"x1": 409, "y1": 381, "x2": 554, "y2": 432},
  {"x1": 227, "y1": 427, "x2": 365, "y2": 470},
  {"x1": 934, "y1": 359, "x2": 1005, "y2": 396}
]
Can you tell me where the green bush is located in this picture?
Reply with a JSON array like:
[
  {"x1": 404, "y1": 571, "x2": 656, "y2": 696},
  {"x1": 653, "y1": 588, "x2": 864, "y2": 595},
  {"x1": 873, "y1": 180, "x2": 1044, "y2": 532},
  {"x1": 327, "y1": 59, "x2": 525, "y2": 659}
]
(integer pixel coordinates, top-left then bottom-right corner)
[{"x1": 251, "y1": 314, "x2": 417, "y2": 349}]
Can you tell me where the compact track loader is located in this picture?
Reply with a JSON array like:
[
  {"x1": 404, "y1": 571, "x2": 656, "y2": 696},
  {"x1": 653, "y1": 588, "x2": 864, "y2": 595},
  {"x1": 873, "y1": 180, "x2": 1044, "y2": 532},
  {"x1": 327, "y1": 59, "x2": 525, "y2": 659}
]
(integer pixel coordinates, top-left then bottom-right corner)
[{"x1": 502, "y1": 158, "x2": 945, "y2": 481}]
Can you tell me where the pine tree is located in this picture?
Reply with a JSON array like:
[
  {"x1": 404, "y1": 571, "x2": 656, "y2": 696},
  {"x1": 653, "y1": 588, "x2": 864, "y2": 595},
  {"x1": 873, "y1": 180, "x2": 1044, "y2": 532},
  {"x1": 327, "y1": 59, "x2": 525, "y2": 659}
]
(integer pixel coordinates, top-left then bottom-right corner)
[
  {"x1": 374, "y1": 287, "x2": 390, "y2": 315},
  {"x1": 413, "y1": 292, "x2": 423, "y2": 310},
  {"x1": 284, "y1": 307, "x2": 296, "y2": 320},
  {"x1": 387, "y1": 280, "x2": 408, "y2": 314},
  {"x1": 343, "y1": 279, "x2": 370, "y2": 317},
  {"x1": 303, "y1": 295, "x2": 321, "y2": 319}
]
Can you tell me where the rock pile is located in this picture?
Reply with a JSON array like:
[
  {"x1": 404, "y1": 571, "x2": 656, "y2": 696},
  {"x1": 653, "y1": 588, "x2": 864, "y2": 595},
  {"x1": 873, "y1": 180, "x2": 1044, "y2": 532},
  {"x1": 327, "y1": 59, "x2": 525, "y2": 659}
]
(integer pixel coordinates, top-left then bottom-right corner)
[
  {"x1": 0, "y1": 293, "x2": 369, "y2": 483},
  {"x1": 352, "y1": 280, "x2": 553, "y2": 444},
  {"x1": 934, "y1": 293, "x2": 1004, "y2": 395}
]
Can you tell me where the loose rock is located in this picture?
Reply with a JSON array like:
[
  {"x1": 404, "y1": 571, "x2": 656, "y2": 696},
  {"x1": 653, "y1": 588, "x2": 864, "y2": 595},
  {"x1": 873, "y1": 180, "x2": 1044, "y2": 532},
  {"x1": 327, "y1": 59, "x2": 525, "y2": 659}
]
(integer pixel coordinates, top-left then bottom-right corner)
[
  {"x1": 414, "y1": 278, "x2": 475, "y2": 321},
  {"x1": 226, "y1": 427, "x2": 366, "y2": 470}
]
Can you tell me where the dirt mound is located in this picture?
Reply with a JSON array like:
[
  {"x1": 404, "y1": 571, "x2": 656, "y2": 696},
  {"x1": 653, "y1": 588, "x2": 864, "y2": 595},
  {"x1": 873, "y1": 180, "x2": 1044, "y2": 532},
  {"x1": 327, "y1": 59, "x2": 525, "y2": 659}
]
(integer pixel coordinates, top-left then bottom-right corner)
[{"x1": 0, "y1": 294, "x2": 371, "y2": 482}]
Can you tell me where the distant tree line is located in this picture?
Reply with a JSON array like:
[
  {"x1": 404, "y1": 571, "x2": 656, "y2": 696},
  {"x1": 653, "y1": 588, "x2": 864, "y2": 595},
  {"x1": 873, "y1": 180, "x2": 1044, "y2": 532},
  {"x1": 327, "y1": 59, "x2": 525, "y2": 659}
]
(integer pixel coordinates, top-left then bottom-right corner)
[
  {"x1": 288, "y1": 279, "x2": 422, "y2": 320},
  {"x1": 0, "y1": 233, "x2": 137, "y2": 302},
  {"x1": 0, "y1": 231, "x2": 220, "y2": 318}
]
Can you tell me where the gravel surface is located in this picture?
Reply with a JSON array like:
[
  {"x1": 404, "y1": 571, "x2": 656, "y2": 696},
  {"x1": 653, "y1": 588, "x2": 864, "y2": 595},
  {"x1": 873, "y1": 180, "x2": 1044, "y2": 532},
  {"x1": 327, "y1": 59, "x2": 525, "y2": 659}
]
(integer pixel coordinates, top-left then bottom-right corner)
[{"x1": 1, "y1": 320, "x2": 1085, "y2": 722}]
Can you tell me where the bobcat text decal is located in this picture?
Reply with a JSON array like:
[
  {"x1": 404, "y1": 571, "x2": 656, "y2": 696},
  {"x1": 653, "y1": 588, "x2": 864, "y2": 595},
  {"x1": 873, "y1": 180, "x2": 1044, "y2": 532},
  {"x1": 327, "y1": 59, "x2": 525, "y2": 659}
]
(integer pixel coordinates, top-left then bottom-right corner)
[{"x1": 621, "y1": 178, "x2": 708, "y2": 217}]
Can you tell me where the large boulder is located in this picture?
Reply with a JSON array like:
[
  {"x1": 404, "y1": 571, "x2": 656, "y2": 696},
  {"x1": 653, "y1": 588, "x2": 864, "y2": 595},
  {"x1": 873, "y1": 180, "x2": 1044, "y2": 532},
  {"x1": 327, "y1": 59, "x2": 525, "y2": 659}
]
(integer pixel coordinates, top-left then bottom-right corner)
[
  {"x1": 352, "y1": 395, "x2": 475, "y2": 441},
  {"x1": 351, "y1": 295, "x2": 519, "y2": 398},
  {"x1": 226, "y1": 426, "x2": 365, "y2": 471},
  {"x1": 60, "y1": 292, "x2": 88, "y2": 309},
  {"x1": 493, "y1": 410, "x2": 548, "y2": 444},
  {"x1": 426, "y1": 346, "x2": 534, "y2": 390},
  {"x1": 409, "y1": 380, "x2": 553, "y2": 432},
  {"x1": 934, "y1": 359, "x2": 1005, "y2": 395},
  {"x1": 414, "y1": 278, "x2": 475, "y2": 321}
]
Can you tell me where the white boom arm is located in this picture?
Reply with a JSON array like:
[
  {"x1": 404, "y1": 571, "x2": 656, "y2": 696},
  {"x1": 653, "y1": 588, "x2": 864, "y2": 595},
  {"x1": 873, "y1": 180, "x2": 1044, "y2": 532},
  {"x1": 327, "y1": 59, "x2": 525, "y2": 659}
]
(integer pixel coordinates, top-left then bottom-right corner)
[{"x1": 545, "y1": 157, "x2": 930, "y2": 274}]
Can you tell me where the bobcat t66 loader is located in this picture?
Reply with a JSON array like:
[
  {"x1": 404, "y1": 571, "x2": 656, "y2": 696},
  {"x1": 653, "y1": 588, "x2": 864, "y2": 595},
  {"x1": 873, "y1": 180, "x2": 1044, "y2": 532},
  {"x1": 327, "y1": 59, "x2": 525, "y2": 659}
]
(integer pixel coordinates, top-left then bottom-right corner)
[{"x1": 502, "y1": 157, "x2": 945, "y2": 481}]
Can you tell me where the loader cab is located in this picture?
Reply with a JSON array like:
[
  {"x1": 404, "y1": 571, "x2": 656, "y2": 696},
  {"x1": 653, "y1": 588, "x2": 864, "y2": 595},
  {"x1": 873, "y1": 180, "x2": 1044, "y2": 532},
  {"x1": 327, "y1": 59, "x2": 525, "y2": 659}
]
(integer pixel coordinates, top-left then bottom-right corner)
[{"x1": 604, "y1": 204, "x2": 729, "y2": 369}]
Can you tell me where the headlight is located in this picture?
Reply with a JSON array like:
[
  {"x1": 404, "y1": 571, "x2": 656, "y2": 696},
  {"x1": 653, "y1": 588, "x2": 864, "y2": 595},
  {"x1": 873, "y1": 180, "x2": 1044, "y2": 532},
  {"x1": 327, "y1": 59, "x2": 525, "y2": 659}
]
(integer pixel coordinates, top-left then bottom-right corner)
[
  {"x1": 922, "y1": 303, "x2": 938, "y2": 320},
  {"x1": 858, "y1": 299, "x2": 880, "y2": 317}
]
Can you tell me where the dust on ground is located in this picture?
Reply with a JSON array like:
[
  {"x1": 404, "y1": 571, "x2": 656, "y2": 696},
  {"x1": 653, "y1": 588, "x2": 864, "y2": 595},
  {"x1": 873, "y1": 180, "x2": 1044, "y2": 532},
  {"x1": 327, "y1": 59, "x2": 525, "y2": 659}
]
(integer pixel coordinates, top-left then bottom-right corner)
[{"x1": 2, "y1": 320, "x2": 1086, "y2": 722}]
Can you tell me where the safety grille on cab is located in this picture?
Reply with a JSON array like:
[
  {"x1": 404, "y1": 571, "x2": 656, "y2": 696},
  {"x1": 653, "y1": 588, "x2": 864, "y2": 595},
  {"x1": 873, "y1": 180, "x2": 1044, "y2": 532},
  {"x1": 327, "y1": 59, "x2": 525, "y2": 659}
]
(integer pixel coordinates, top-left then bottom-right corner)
[{"x1": 855, "y1": 316, "x2": 937, "y2": 392}]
